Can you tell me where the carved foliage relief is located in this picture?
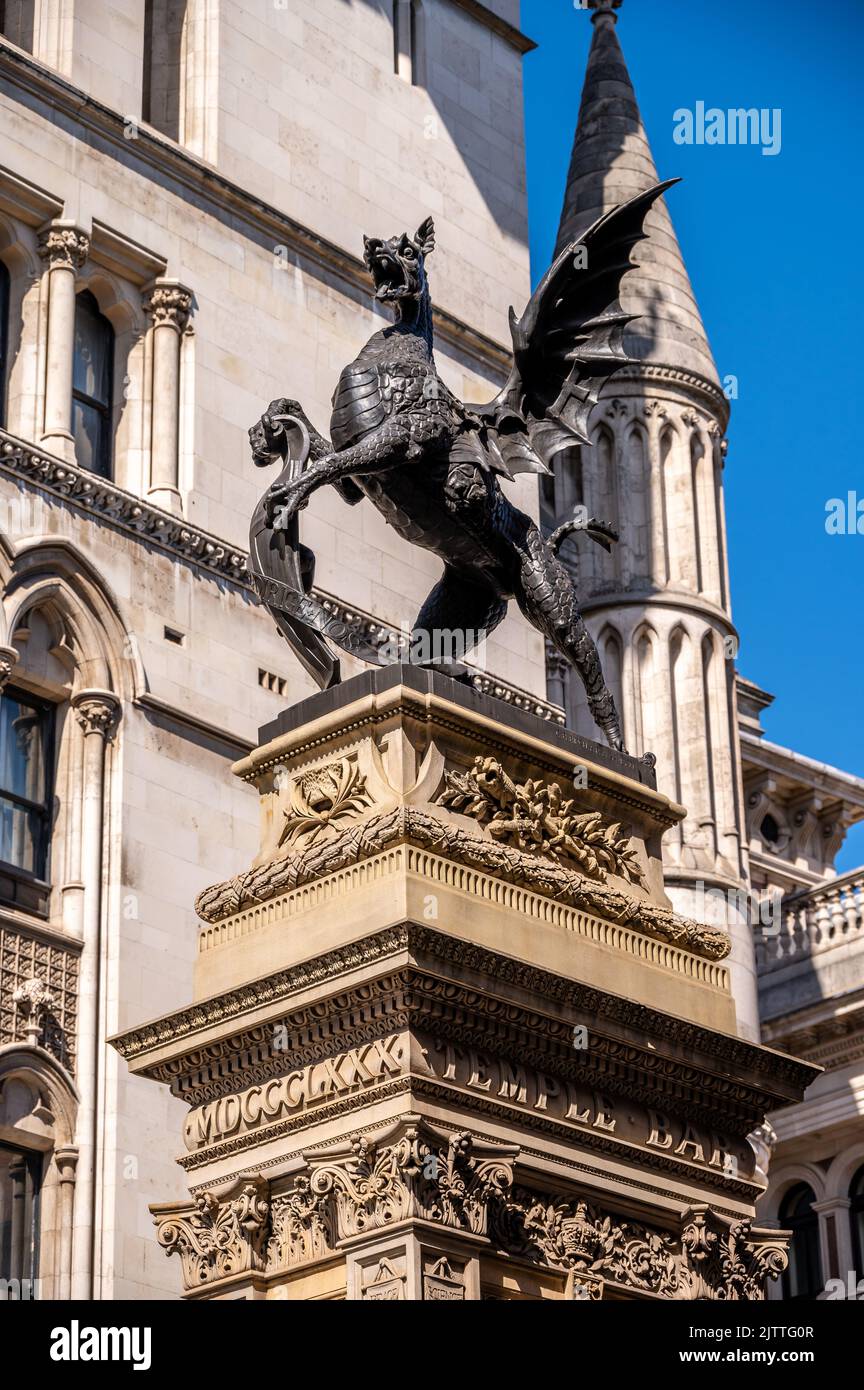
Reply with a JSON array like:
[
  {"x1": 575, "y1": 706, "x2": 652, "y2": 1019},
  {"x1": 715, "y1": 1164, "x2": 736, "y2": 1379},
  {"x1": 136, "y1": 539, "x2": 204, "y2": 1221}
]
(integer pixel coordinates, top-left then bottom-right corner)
[
  {"x1": 152, "y1": 1123, "x2": 787, "y2": 1300},
  {"x1": 438, "y1": 756, "x2": 645, "y2": 883}
]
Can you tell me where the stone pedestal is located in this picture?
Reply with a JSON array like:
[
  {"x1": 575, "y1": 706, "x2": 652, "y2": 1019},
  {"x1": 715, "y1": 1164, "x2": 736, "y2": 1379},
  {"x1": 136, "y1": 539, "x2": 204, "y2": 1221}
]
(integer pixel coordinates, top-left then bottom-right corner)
[{"x1": 112, "y1": 666, "x2": 816, "y2": 1301}]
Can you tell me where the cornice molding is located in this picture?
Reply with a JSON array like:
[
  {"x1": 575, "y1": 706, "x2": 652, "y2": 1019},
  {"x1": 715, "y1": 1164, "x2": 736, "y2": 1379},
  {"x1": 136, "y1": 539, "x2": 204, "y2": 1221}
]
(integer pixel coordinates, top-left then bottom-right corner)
[
  {"x1": 446, "y1": 0, "x2": 537, "y2": 54},
  {"x1": 0, "y1": 161, "x2": 63, "y2": 226},
  {"x1": 110, "y1": 921, "x2": 816, "y2": 1103},
  {"x1": 0, "y1": 43, "x2": 511, "y2": 378},
  {"x1": 606, "y1": 363, "x2": 731, "y2": 428}
]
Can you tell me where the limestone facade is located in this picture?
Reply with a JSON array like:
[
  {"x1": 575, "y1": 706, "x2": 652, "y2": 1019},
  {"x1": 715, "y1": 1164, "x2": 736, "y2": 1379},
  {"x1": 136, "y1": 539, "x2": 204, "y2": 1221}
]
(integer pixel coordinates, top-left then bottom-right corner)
[{"x1": 0, "y1": 0, "x2": 547, "y2": 1301}]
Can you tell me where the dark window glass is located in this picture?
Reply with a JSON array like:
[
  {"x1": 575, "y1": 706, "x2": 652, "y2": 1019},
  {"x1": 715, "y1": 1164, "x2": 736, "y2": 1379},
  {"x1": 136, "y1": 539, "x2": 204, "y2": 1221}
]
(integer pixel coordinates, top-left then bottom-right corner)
[
  {"x1": 779, "y1": 1183, "x2": 821, "y2": 1299},
  {"x1": 0, "y1": 2, "x2": 36, "y2": 53},
  {"x1": 0, "y1": 258, "x2": 9, "y2": 427},
  {"x1": 72, "y1": 290, "x2": 114, "y2": 478},
  {"x1": 0, "y1": 687, "x2": 54, "y2": 909},
  {"x1": 0, "y1": 1142, "x2": 42, "y2": 1291},
  {"x1": 142, "y1": 0, "x2": 186, "y2": 141},
  {"x1": 851, "y1": 1165, "x2": 864, "y2": 1281}
]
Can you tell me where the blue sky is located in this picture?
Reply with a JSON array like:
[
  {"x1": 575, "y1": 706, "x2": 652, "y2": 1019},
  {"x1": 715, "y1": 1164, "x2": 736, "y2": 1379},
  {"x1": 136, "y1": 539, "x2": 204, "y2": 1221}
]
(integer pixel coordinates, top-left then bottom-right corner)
[{"x1": 522, "y1": 0, "x2": 864, "y2": 871}]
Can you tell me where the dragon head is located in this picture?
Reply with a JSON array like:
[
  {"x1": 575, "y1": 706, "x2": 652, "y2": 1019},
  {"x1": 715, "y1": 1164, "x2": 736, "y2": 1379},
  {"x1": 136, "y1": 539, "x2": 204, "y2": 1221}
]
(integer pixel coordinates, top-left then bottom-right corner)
[{"x1": 362, "y1": 217, "x2": 435, "y2": 306}]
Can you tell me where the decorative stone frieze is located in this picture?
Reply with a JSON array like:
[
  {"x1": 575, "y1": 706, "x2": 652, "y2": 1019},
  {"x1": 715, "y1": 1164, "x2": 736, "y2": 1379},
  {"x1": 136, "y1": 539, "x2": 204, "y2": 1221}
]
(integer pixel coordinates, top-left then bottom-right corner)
[
  {"x1": 151, "y1": 1123, "x2": 788, "y2": 1300},
  {"x1": 439, "y1": 755, "x2": 645, "y2": 883},
  {"x1": 195, "y1": 806, "x2": 724, "y2": 959},
  {"x1": 112, "y1": 669, "x2": 816, "y2": 1300}
]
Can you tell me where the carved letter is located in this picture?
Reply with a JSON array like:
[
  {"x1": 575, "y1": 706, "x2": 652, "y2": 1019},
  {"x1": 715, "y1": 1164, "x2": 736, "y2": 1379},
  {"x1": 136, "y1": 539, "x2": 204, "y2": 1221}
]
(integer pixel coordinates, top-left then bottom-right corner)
[{"x1": 647, "y1": 1110, "x2": 673, "y2": 1149}]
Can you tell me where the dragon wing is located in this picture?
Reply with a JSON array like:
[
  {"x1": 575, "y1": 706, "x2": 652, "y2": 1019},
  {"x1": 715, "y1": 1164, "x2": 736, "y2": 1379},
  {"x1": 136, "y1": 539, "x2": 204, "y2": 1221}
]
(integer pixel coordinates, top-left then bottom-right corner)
[{"x1": 471, "y1": 179, "x2": 679, "y2": 477}]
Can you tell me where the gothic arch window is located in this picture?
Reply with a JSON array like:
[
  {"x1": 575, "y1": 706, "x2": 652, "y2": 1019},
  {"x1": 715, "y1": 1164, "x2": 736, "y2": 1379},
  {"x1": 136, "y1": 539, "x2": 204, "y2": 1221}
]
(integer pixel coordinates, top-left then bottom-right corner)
[
  {"x1": 662, "y1": 422, "x2": 699, "y2": 591},
  {"x1": 632, "y1": 625, "x2": 658, "y2": 761},
  {"x1": 598, "y1": 625, "x2": 624, "y2": 740},
  {"x1": 0, "y1": 256, "x2": 9, "y2": 427},
  {"x1": 779, "y1": 1183, "x2": 821, "y2": 1300},
  {"x1": 850, "y1": 1165, "x2": 864, "y2": 1281},
  {"x1": 667, "y1": 626, "x2": 687, "y2": 813},
  {"x1": 72, "y1": 290, "x2": 115, "y2": 479},
  {"x1": 0, "y1": 683, "x2": 55, "y2": 916},
  {"x1": 592, "y1": 425, "x2": 619, "y2": 589},
  {"x1": 700, "y1": 634, "x2": 719, "y2": 858},
  {"x1": 690, "y1": 432, "x2": 705, "y2": 592},
  {"x1": 0, "y1": 1055, "x2": 79, "y2": 1300},
  {"x1": 0, "y1": 1, "x2": 35, "y2": 52},
  {"x1": 625, "y1": 424, "x2": 650, "y2": 585}
]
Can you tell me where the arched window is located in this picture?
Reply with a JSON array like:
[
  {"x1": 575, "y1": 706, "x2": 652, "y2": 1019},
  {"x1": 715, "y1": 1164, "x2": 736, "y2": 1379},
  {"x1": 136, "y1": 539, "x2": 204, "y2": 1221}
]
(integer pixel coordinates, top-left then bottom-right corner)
[
  {"x1": 779, "y1": 1183, "x2": 821, "y2": 1299},
  {"x1": 850, "y1": 1165, "x2": 864, "y2": 1281},
  {"x1": 0, "y1": 684, "x2": 54, "y2": 916},
  {"x1": 0, "y1": 257, "x2": 9, "y2": 427},
  {"x1": 72, "y1": 290, "x2": 114, "y2": 478},
  {"x1": 0, "y1": 1, "x2": 35, "y2": 53}
]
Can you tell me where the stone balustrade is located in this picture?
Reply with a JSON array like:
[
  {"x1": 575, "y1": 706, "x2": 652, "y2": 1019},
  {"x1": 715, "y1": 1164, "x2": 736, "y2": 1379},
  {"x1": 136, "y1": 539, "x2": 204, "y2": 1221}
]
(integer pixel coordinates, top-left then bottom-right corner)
[{"x1": 757, "y1": 867, "x2": 864, "y2": 974}]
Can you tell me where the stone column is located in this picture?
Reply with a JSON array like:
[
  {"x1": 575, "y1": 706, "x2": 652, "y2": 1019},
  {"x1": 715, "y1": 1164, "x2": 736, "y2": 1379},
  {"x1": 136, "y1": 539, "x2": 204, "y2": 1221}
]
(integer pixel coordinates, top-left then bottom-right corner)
[
  {"x1": 143, "y1": 279, "x2": 192, "y2": 514},
  {"x1": 8, "y1": 1155, "x2": 27, "y2": 1283},
  {"x1": 37, "y1": 222, "x2": 90, "y2": 463},
  {"x1": 69, "y1": 688, "x2": 120, "y2": 1301},
  {"x1": 813, "y1": 1197, "x2": 854, "y2": 1286},
  {"x1": 54, "y1": 1147, "x2": 79, "y2": 1302}
]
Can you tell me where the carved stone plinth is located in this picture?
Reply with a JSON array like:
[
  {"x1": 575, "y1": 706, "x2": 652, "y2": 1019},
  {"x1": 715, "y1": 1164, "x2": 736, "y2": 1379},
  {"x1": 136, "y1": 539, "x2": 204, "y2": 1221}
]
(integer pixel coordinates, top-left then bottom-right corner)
[{"x1": 112, "y1": 666, "x2": 817, "y2": 1300}]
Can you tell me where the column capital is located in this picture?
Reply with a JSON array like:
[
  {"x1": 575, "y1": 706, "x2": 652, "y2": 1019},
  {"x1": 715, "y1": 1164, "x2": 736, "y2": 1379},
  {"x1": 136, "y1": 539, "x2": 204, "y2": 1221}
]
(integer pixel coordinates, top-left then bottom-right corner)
[
  {"x1": 37, "y1": 221, "x2": 90, "y2": 272},
  {"x1": 0, "y1": 645, "x2": 19, "y2": 691},
  {"x1": 143, "y1": 278, "x2": 193, "y2": 332},
  {"x1": 587, "y1": 0, "x2": 622, "y2": 27},
  {"x1": 54, "y1": 1147, "x2": 79, "y2": 1182},
  {"x1": 72, "y1": 688, "x2": 121, "y2": 741}
]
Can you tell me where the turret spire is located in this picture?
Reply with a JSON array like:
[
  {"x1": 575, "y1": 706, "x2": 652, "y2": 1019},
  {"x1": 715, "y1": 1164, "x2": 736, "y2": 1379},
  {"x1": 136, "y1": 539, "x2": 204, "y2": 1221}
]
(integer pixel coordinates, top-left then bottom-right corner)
[{"x1": 557, "y1": 0, "x2": 719, "y2": 387}]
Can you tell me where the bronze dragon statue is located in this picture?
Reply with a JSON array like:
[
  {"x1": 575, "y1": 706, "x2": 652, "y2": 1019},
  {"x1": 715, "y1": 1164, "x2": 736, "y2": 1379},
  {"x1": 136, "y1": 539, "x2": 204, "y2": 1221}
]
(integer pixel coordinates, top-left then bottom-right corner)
[{"x1": 248, "y1": 179, "x2": 677, "y2": 751}]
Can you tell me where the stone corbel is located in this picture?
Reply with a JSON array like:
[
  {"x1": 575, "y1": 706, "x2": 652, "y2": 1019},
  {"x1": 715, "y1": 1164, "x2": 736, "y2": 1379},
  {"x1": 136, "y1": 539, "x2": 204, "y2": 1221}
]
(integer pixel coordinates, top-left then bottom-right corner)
[
  {"x1": 12, "y1": 977, "x2": 56, "y2": 1047},
  {"x1": 152, "y1": 1174, "x2": 270, "y2": 1290},
  {"x1": 678, "y1": 1205, "x2": 788, "y2": 1301},
  {"x1": 301, "y1": 1115, "x2": 519, "y2": 1243},
  {"x1": 0, "y1": 645, "x2": 19, "y2": 691}
]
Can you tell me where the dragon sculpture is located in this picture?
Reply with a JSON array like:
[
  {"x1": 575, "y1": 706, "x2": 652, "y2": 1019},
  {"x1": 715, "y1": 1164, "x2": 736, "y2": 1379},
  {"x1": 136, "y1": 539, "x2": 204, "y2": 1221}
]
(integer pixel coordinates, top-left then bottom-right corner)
[{"x1": 248, "y1": 179, "x2": 677, "y2": 751}]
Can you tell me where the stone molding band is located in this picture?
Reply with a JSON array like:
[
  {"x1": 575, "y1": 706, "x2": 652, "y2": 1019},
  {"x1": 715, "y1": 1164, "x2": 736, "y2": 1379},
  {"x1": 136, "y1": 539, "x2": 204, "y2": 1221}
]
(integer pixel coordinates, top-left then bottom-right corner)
[{"x1": 193, "y1": 805, "x2": 728, "y2": 960}]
